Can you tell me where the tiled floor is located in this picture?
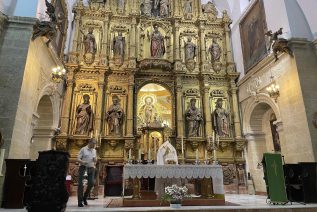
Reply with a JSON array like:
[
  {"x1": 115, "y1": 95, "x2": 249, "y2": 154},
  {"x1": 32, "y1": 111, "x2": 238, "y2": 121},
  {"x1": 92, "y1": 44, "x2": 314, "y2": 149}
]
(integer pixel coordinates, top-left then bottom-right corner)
[{"x1": 1, "y1": 194, "x2": 317, "y2": 212}]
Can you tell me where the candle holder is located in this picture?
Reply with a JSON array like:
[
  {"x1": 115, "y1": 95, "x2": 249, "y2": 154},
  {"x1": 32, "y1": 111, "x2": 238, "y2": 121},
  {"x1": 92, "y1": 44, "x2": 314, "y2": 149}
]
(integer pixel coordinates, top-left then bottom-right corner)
[
  {"x1": 204, "y1": 160, "x2": 209, "y2": 165},
  {"x1": 147, "y1": 159, "x2": 152, "y2": 164},
  {"x1": 127, "y1": 159, "x2": 133, "y2": 164},
  {"x1": 212, "y1": 160, "x2": 218, "y2": 165},
  {"x1": 195, "y1": 160, "x2": 200, "y2": 165},
  {"x1": 137, "y1": 159, "x2": 143, "y2": 164}
]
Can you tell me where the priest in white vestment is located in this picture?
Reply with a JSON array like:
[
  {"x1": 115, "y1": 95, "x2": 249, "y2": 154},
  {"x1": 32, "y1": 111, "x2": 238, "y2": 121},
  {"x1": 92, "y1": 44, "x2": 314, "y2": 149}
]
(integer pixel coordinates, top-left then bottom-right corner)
[{"x1": 155, "y1": 140, "x2": 181, "y2": 198}]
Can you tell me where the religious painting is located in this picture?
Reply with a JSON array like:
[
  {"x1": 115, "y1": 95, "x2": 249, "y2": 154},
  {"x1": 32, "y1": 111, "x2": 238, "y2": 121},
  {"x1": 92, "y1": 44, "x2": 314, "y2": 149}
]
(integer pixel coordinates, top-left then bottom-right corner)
[{"x1": 239, "y1": 0, "x2": 268, "y2": 72}]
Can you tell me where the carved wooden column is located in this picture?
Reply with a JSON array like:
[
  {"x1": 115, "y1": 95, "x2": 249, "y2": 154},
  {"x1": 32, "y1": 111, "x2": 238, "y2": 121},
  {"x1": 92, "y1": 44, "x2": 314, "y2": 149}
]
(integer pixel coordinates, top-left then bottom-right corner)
[
  {"x1": 202, "y1": 79, "x2": 212, "y2": 136},
  {"x1": 228, "y1": 73, "x2": 242, "y2": 138},
  {"x1": 176, "y1": 76, "x2": 184, "y2": 137},
  {"x1": 126, "y1": 73, "x2": 135, "y2": 137},
  {"x1": 60, "y1": 66, "x2": 75, "y2": 135}
]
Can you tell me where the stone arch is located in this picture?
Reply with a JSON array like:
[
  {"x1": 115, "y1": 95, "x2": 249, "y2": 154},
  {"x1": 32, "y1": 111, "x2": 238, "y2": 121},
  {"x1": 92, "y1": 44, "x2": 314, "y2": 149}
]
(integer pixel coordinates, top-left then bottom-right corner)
[{"x1": 242, "y1": 94, "x2": 282, "y2": 193}]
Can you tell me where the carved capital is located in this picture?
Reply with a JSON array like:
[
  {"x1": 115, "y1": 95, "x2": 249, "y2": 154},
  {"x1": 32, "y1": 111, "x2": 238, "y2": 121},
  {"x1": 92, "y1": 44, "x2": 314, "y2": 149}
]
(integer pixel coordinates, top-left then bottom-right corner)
[
  {"x1": 56, "y1": 138, "x2": 68, "y2": 151},
  {"x1": 235, "y1": 140, "x2": 246, "y2": 152},
  {"x1": 124, "y1": 139, "x2": 134, "y2": 149}
]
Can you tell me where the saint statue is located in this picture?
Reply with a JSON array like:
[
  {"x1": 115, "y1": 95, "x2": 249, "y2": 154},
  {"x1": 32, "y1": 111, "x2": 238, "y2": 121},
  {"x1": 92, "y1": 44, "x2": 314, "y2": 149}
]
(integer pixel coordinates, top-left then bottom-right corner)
[
  {"x1": 184, "y1": 37, "x2": 197, "y2": 61},
  {"x1": 149, "y1": 24, "x2": 165, "y2": 58},
  {"x1": 208, "y1": 39, "x2": 221, "y2": 62},
  {"x1": 183, "y1": 0, "x2": 192, "y2": 19},
  {"x1": 160, "y1": 0, "x2": 169, "y2": 17},
  {"x1": 112, "y1": 32, "x2": 125, "y2": 65},
  {"x1": 83, "y1": 28, "x2": 97, "y2": 55},
  {"x1": 75, "y1": 94, "x2": 94, "y2": 135},
  {"x1": 105, "y1": 95, "x2": 124, "y2": 135},
  {"x1": 185, "y1": 98, "x2": 202, "y2": 137},
  {"x1": 213, "y1": 98, "x2": 229, "y2": 137},
  {"x1": 141, "y1": 0, "x2": 152, "y2": 16}
]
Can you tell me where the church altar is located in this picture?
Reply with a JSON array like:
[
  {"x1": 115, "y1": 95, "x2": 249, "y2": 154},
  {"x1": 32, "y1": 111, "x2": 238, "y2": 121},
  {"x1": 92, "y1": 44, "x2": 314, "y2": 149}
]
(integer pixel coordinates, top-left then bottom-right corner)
[{"x1": 123, "y1": 164, "x2": 225, "y2": 206}]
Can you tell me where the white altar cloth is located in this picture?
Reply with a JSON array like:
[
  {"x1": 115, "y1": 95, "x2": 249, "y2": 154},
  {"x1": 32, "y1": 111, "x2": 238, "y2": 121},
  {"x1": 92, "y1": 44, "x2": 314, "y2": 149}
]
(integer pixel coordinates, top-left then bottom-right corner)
[{"x1": 123, "y1": 164, "x2": 224, "y2": 194}]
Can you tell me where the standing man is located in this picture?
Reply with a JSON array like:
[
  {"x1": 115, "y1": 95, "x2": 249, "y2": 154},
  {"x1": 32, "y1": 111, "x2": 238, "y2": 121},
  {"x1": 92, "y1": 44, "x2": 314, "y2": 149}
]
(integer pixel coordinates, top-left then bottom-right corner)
[{"x1": 77, "y1": 139, "x2": 97, "y2": 207}]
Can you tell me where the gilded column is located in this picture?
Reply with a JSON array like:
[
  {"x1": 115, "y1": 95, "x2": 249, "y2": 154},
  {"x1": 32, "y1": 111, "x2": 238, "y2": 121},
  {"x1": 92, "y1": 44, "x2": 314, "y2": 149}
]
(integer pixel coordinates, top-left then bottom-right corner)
[
  {"x1": 223, "y1": 11, "x2": 235, "y2": 72},
  {"x1": 199, "y1": 24, "x2": 206, "y2": 64},
  {"x1": 176, "y1": 76, "x2": 184, "y2": 137},
  {"x1": 95, "y1": 70, "x2": 106, "y2": 134},
  {"x1": 60, "y1": 67, "x2": 75, "y2": 135},
  {"x1": 126, "y1": 73, "x2": 135, "y2": 137},
  {"x1": 102, "y1": 16, "x2": 109, "y2": 55},
  {"x1": 174, "y1": 0, "x2": 180, "y2": 17},
  {"x1": 130, "y1": 17, "x2": 137, "y2": 58},
  {"x1": 174, "y1": 22, "x2": 180, "y2": 61},
  {"x1": 202, "y1": 82, "x2": 212, "y2": 136},
  {"x1": 229, "y1": 74, "x2": 242, "y2": 138}
]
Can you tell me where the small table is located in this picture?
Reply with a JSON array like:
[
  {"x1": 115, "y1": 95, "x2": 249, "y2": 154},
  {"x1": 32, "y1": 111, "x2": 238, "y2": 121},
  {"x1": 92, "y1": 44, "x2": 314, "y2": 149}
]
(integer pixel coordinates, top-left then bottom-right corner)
[{"x1": 123, "y1": 164, "x2": 224, "y2": 199}]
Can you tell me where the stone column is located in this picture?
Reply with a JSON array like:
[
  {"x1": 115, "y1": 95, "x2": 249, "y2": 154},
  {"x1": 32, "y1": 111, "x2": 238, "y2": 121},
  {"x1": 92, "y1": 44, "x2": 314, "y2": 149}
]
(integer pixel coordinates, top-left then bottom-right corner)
[
  {"x1": 176, "y1": 76, "x2": 184, "y2": 137},
  {"x1": 60, "y1": 67, "x2": 75, "y2": 135},
  {"x1": 126, "y1": 73, "x2": 135, "y2": 137},
  {"x1": 202, "y1": 82, "x2": 212, "y2": 136},
  {"x1": 228, "y1": 73, "x2": 242, "y2": 138},
  {"x1": 102, "y1": 16, "x2": 109, "y2": 55}
]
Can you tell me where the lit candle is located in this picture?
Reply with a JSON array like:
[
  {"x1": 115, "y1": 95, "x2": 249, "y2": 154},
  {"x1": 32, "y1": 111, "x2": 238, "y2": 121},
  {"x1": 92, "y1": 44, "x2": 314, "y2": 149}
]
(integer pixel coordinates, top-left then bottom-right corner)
[
  {"x1": 195, "y1": 149, "x2": 198, "y2": 161},
  {"x1": 181, "y1": 136, "x2": 184, "y2": 155},
  {"x1": 129, "y1": 149, "x2": 132, "y2": 160}
]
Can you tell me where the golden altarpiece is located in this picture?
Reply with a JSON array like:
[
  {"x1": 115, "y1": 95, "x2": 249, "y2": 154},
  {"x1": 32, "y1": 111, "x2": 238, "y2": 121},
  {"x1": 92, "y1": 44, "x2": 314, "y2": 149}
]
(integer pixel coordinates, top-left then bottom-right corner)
[{"x1": 55, "y1": 0, "x2": 247, "y2": 196}]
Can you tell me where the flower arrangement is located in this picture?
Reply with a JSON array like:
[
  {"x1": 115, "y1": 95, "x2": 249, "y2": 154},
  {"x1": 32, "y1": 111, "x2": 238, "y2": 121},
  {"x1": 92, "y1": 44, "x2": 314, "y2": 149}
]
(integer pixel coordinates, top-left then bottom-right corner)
[{"x1": 161, "y1": 184, "x2": 189, "y2": 203}]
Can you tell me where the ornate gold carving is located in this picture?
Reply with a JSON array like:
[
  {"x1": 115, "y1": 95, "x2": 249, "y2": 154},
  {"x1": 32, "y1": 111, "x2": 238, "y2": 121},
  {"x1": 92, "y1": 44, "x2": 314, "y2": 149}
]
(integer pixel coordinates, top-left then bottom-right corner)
[
  {"x1": 78, "y1": 83, "x2": 96, "y2": 92},
  {"x1": 109, "y1": 85, "x2": 126, "y2": 94},
  {"x1": 183, "y1": 88, "x2": 199, "y2": 97},
  {"x1": 211, "y1": 90, "x2": 225, "y2": 97},
  {"x1": 139, "y1": 59, "x2": 172, "y2": 71},
  {"x1": 56, "y1": 138, "x2": 68, "y2": 151},
  {"x1": 235, "y1": 140, "x2": 246, "y2": 152}
]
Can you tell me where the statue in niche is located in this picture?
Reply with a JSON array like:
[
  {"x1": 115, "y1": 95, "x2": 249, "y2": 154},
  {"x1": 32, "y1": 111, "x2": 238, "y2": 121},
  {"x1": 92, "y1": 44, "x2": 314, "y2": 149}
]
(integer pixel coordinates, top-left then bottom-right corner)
[
  {"x1": 75, "y1": 94, "x2": 94, "y2": 135},
  {"x1": 117, "y1": 0, "x2": 125, "y2": 11},
  {"x1": 183, "y1": 0, "x2": 192, "y2": 19},
  {"x1": 112, "y1": 32, "x2": 125, "y2": 65},
  {"x1": 213, "y1": 98, "x2": 230, "y2": 137},
  {"x1": 185, "y1": 98, "x2": 202, "y2": 137},
  {"x1": 105, "y1": 95, "x2": 124, "y2": 136},
  {"x1": 237, "y1": 164, "x2": 246, "y2": 185},
  {"x1": 184, "y1": 37, "x2": 197, "y2": 61},
  {"x1": 141, "y1": 96, "x2": 156, "y2": 126},
  {"x1": 208, "y1": 39, "x2": 221, "y2": 62},
  {"x1": 160, "y1": 0, "x2": 169, "y2": 17},
  {"x1": 82, "y1": 28, "x2": 97, "y2": 55},
  {"x1": 141, "y1": 0, "x2": 152, "y2": 16},
  {"x1": 149, "y1": 24, "x2": 165, "y2": 58},
  {"x1": 152, "y1": 0, "x2": 160, "y2": 17}
]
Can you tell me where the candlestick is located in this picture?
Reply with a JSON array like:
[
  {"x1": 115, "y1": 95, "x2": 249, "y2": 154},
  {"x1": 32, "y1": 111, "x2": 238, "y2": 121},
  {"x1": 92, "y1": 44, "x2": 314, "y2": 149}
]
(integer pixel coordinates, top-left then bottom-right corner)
[
  {"x1": 213, "y1": 131, "x2": 215, "y2": 144},
  {"x1": 138, "y1": 149, "x2": 141, "y2": 160},
  {"x1": 148, "y1": 149, "x2": 151, "y2": 161},
  {"x1": 23, "y1": 164, "x2": 27, "y2": 177},
  {"x1": 90, "y1": 131, "x2": 93, "y2": 138},
  {"x1": 181, "y1": 136, "x2": 184, "y2": 155},
  {"x1": 129, "y1": 149, "x2": 132, "y2": 160},
  {"x1": 208, "y1": 135, "x2": 211, "y2": 145},
  {"x1": 205, "y1": 149, "x2": 208, "y2": 161},
  {"x1": 195, "y1": 149, "x2": 198, "y2": 161}
]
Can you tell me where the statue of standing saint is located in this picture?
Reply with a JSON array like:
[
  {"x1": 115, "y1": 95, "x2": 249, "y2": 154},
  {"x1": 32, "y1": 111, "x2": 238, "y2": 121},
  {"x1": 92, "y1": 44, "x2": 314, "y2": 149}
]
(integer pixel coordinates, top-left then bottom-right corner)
[
  {"x1": 185, "y1": 98, "x2": 202, "y2": 137},
  {"x1": 117, "y1": 0, "x2": 125, "y2": 11},
  {"x1": 105, "y1": 95, "x2": 124, "y2": 135},
  {"x1": 149, "y1": 24, "x2": 165, "y2": 58},
  {"x1": 160, "y1": 0, "x2": 169, "y2": 17},
  {"x1": 183, "y1": 0, "x2": 192, "y2": 19},
  {"x1": 208, "y1": 39, "x2": 222, "y2": 62},
  {"x1": 112, "y1": 32, "x2": 125, "y2": 65},
  {"x1": 75, "y1": 94, "x2": 94, "y2": 135},
  {"x1": 213, "y1": 98, "x2": 230, "y2": 137},
  {"x1": 184, "y1": 37, "x2": 197, "y2": 61},
  {"x1": 83, "y1": 28, "x2": 97, "y2": 55}
]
